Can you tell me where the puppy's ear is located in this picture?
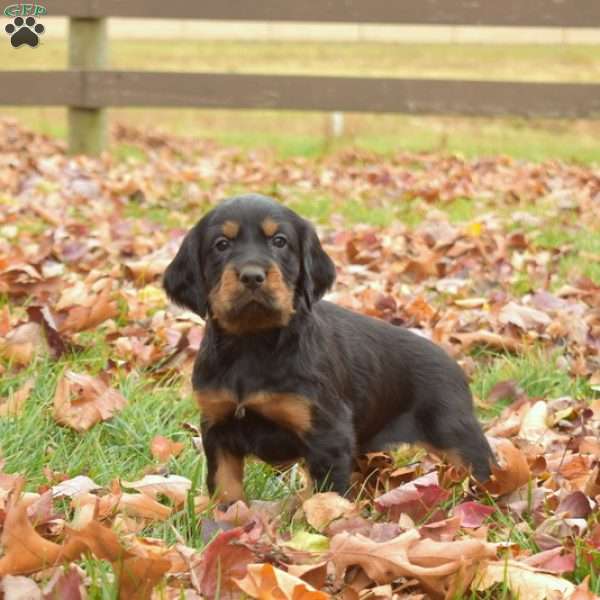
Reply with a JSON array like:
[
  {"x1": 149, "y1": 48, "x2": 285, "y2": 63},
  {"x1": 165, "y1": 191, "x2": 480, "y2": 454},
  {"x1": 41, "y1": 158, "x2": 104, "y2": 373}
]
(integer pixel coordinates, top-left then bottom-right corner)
[
  {"x1": 299, "y1": 220, "x2": 336, "y2": 309},
  {"x1": 163, "y1": 224, "x2": 208, "y2": 317}
]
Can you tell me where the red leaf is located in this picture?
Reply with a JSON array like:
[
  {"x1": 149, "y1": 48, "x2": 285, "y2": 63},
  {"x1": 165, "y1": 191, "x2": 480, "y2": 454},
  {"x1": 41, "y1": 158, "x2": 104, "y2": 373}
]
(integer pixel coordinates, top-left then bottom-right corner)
[
  {"x1": 194, "y1": 524, "x2": 257, "y2": 599},
  {"x1": 453, "y1": 502, "x2": 495, "y2": 528},
  {"x1": 524, "y1": 548, "x2": 576, "y2": 574},
  {"x1": 375, "y1": 473, "x2": 450, "y2": 522}
]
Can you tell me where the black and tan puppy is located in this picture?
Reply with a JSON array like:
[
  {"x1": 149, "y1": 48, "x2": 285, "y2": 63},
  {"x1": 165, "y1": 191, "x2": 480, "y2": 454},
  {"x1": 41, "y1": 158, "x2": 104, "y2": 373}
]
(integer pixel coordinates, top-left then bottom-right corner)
[{"x1": 164, "y1": 194, "x2": 494, "y2": 502}]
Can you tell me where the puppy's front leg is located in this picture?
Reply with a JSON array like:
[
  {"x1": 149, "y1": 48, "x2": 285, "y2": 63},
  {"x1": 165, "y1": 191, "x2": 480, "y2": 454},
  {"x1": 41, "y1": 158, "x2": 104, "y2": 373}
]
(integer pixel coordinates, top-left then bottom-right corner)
[
  {"x1": 305, "y1": 421, "x2": 355, "y2": 496},
  {"x1": 203, "y1": 429, "x2": 245, "y2": 504}
]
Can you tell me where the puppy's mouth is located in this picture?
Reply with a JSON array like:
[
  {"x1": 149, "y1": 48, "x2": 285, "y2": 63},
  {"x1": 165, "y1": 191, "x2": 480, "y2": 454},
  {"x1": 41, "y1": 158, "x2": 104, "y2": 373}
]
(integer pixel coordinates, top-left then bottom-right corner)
[
  {"x1": 226, "y1": 289, "x2": 279, "y2": 319},
  {"x1": 209, "y1": 264, "x2": 296, "y2": 335}
]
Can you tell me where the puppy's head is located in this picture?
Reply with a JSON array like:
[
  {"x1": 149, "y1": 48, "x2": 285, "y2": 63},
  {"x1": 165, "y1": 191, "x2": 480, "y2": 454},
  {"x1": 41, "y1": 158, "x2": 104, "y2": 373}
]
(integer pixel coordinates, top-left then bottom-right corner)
[{"x1": 163, "y1": 194, "x2": 335, "y2": 334}]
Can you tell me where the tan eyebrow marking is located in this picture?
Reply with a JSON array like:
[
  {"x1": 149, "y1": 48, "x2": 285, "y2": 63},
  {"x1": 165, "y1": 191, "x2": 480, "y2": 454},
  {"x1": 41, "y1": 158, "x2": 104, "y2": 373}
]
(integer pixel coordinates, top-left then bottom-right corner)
[
  {"x1": 261, "y1": 218, "x2": 279, "y2": 237},
  {"x1": 221, "y1": 220, "x2": 239, "y2": 239}
]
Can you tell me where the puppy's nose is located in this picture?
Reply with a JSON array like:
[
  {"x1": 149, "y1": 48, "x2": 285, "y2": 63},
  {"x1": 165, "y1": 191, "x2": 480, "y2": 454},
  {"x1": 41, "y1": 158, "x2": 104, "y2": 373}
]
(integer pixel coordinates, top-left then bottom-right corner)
[{"x1": 239, "y1": 265, "x2": 266, "y2": 290}]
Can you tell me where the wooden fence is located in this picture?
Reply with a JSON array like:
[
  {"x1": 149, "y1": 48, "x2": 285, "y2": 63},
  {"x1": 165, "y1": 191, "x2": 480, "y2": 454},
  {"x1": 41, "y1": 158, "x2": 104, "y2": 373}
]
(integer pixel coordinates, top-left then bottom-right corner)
[{"x1": 2, "y1": 1, "x2": 600, "y2": 154}]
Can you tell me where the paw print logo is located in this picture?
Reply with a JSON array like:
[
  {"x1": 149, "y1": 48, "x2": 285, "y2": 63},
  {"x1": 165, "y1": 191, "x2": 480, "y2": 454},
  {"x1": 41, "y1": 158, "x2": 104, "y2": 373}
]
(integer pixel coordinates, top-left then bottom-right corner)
[{"x1": 5, "y1": 16, "x2": 44, "y2": 47}]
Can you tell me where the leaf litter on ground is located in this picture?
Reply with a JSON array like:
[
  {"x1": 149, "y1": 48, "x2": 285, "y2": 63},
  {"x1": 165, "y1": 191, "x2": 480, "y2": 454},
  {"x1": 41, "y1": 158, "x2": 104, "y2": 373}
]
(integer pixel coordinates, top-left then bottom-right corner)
[{"x1": 0, "y1": 119, "x2": 599, "y2": 598}]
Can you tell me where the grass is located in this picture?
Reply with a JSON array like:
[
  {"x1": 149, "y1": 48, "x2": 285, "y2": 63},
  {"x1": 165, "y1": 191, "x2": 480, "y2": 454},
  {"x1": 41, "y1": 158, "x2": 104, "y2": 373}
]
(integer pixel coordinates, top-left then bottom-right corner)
[
  {"x1": 4, "y1": 40, "x2": 600, "y2": 82},
  {"x1": 1, "y1": 39, "x2": 600, "y2": 163},
  {"x1": 472, "y1": 348, "x2": 591, "y2": 411}
]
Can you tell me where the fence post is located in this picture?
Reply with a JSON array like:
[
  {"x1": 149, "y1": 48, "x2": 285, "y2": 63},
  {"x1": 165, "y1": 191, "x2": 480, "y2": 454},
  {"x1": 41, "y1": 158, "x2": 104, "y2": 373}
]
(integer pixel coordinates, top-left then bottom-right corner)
[{"x1": 68, "y1": 18, "x2": 108, "y2": 155}]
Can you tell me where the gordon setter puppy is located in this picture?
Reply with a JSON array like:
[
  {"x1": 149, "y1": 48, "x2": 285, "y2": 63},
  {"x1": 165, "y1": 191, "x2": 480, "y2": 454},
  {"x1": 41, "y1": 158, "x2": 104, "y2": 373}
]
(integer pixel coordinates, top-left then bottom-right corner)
[{"x1": 164, "y1": 194, "x2": 494, "y2": 502}]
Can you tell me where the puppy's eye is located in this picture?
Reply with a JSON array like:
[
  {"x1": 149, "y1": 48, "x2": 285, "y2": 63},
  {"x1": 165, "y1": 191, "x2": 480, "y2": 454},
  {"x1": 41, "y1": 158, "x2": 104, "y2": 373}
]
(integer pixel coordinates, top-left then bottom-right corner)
[
  {"x1": 215, "y1": 238, "x2": 231, "y2": 252},
  {"x1": 272, "y1": 235, "x2": 287, "y2": 248}
]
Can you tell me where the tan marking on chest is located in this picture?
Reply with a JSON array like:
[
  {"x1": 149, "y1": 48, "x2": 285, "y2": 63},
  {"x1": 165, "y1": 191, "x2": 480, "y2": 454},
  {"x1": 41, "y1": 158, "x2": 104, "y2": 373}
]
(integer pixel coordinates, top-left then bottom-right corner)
[
  {"x1": 195, "y1": 389, "x2": 236, "y2": 425},
  {"x1": 195, "y1": 389, "x2": 313, "y2": 434},
  {"x1": 222, "y1": 220, "x2": 240, "y2": 239},
  {"x1": 245, "y1": 392, "x2": 312, "y2": 434},
  {"x1": 261, "y1": 218, "x2": 279, "y2": 237},
  {"x1": 214, "y1": 449, "x2": 245, "y2": 503}
]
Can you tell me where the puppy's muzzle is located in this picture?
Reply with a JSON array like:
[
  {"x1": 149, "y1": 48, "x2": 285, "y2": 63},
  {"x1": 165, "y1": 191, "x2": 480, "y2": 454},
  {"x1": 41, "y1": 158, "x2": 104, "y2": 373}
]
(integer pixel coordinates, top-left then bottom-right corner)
[{"x1": 239, "y1": 265, "x2": 266, "y2": 291}]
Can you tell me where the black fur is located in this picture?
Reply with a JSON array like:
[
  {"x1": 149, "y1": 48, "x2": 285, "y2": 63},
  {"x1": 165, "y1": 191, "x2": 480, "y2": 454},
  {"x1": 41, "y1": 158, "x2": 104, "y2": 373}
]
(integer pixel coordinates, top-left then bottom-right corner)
[{"x1": 164, "y1": 194, "x2": 494, "y2": 498}]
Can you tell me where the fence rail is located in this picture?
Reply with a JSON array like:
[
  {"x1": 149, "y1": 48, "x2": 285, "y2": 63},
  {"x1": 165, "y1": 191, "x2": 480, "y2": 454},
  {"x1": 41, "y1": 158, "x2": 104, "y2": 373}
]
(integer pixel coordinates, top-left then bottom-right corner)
[
  {"x1": 1, "y1": 1, "x2": 598, "y2": 154},
  {"x1": 46, "y1": 1, "x2": 600, "y2": 28},
  {"x1": 4, "y1": 71, "x2": 600, "y2": 118}
]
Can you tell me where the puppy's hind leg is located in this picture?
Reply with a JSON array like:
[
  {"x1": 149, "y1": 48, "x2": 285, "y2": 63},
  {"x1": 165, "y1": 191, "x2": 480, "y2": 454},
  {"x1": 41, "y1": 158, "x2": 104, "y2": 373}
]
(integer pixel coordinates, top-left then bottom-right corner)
[
  {"x1": 358, "y1": 413, "x2": 421, "y2": 454},
  {"x1": 417, "y1": 407, "x2": 494, "y2": 482}
]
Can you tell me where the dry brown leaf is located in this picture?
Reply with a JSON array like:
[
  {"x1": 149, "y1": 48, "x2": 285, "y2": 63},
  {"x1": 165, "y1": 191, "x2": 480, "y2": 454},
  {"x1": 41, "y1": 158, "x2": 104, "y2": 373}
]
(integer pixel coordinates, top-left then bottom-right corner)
[
  {"x1": 286, "y1": 562, "x2": 328, "y2": 591},
  {"x1": 59, "y1": 280, "x2": 119, "y2": 334},
  {"x1": 0, "y1": 481, "x2": 65, "y2": 576},
  {"x1": 118, "y1": 492, "x2": 172, "y2": 520},
  {"x1": 116, "y1": 556, "x2": 172, "y2": 600},
  {"x1": 51, "y1": 475, "x2": 101, "y2": 499},
  {"x1": 570, "y1": 576, "x2": 599, "y2": 599},
  {"x1": 451, "y1": 331, "x2": 523, "y2": 353},
  {"x1": 0, "y1": 322, "x2": 47, "y2": 366},
  {"x1": 0, "y1": 378, "x2": 34, "y2": 417},
  {"x1": 70, "y1": 492, "x2": 120, "y2": 521},
  {"x1": 66, "y1": 521, "x2": 171, "y2": 598},
  {"x1": 53, "y1": 370, "x2": 127, "y2": 432},
  {"x1": 303, "y1": 492, "x2": 357, "y2": 532},
  {"x1": 122, "y1": 474, "x2": 191, "y2": 506},
  {"x1": 519, "y1": 400, "x2": 551, "y2": 443},
  {"x1": 0, "y1": 574, "x2": 42, "y2": 599},
  {"x1": 484, "y1": 438, "x2": 531, "y2": 496},
  {"x1": 150, "y1": 435, "x2": 185, "y2": 462},
  {"x1": 473, "y1": 560, "x2": 576, "y2": 599},
  {"x1": 235, "y1": 563, "x2": 329, "y2": 600},
  {"x1": 499, "y1": 302, "x2": 551, "y2": 330},
  {"x1": 329, "y1": 529, "x2": 496, "y2": 597}
]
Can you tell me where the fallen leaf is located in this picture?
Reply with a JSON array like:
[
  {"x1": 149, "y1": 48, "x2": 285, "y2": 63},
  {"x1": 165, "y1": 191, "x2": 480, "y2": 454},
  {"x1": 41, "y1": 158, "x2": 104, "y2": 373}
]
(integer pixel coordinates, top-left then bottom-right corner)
[
  {"x1": 303, "y1": 492, "x2": 356, "y2": 532},
  {"x1": 42, "y1": 566, "x2": 85, "y2": 600},
  {"x1": 0, "y1": 322, "x2": 47, "y2": 366},
  {"x1": 523, "y1": 548, "x2": 576, "y2": 574},
  {"x1": 150, "y1": 435, "x2": 185, "y2": 462},
  {"x1": 194, "y1": 524, "x2": 257, "y2": 599},
  {"x1": 51, "y1": 475, "x2": 101, "y2": 499},
  {"x1": 374, "y1": 472, "x2": 449, "y2": 521},
  {"x1": 52, "y1": 371, "x2": 127, "y2": 432},
  {"x1": 499, "y1": 302, "x2": 551, "y2": 330},
  {"x1": 115, "y1": 555, "x2": 171, "y2": 600},
  {"x1": 451, "y1": 331, "x2": 523, "y2": 353},
  {"x1": 118, "y1": 492, "x2": 172, "y2": 520},
  {"x1": 122, "y1": 474, "x2": 191, "y2": 506},
  {"x1": 519, "y1": 400, "x2": 550, "y2": 443},
  {"x1": 235, "y1": 563, "x2": 329, "y2": 600},
  {"x1": 329, "y1": 529, "x2": 496, "y2": 597},
  {"x1": 285, "y1": 530, "x2": 330, "y2": 552},
  {"x1": 286, "y1": 562, "x2": 328, "y2": 591},
  {"x1": 557, "y1": 491, "x2": 593, "y2": 519},
  {"x1": 59, "y1": 280, "x2": 118, "y2": 334},
  {"x1": 473, "y1": 559, "x2": 575, "y2": 599},
  {"x1": 484, "y1": 438, "x2": 531, "y2": 496},
  {"x1": 0, "y1": 482, "x2": 65, "y2": 576},
  {"x1": 570, "y1": 576, "x2": 598, "y2": 599},
  {"x1": 0, "y1": 574, "x2": 41, "y2": 599},
  {"x1": 452, "y1": 502, "x2": 495, "y2": 528},
  {"x1": 0, "y1": 378, "x2": 34, "y2": 417}
]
